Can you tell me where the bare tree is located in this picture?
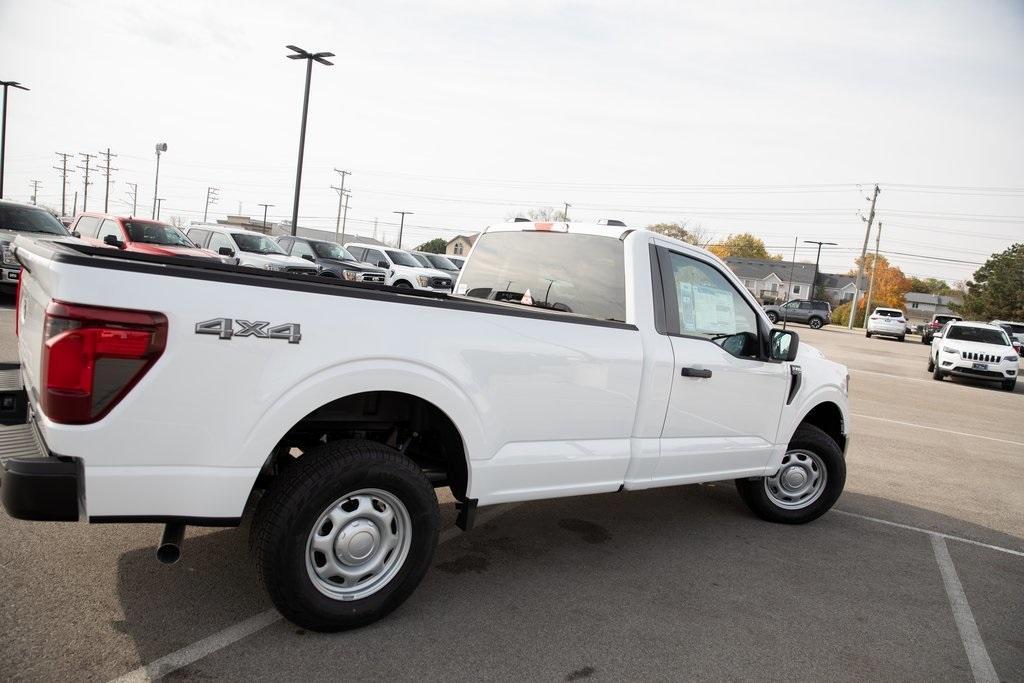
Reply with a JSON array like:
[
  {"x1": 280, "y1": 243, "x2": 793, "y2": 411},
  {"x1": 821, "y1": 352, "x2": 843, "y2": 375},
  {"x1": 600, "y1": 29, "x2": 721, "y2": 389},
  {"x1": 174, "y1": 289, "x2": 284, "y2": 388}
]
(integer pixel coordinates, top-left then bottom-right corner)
[
  {"x1": 506, "y1": 206, "x2": 568, "y2": 222},
  {"x1": 647, "y1": 221, "x2": 712, "y2": 248},
  {"x1": 169, "y1": 215, "x2": 188, "y2": 229}
]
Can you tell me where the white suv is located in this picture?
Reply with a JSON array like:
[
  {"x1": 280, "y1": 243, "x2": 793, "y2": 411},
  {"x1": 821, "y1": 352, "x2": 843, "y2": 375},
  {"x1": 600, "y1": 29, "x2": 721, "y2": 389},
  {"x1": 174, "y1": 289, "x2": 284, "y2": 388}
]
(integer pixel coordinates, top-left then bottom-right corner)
[
  {"x1": 865, "y1": 307, "x2": 907, "y2": 342},
  {"x1": 928, "y1": 321, "x2": 1018, "y2": 391},
  {"x1": 345, "y1": 242, "x2": 453, "y2": 291},
  {"x1": 186, "y1": 224, "x2": 319, "y2": 275}
]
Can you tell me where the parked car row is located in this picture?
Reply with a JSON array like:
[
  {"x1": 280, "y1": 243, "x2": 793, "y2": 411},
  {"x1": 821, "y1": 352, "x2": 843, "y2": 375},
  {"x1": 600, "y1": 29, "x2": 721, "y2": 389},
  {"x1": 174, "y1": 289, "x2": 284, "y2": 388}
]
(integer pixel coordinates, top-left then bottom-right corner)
[{"x1": 927, "y1": 320, "x2": 1018, "y2": 391}]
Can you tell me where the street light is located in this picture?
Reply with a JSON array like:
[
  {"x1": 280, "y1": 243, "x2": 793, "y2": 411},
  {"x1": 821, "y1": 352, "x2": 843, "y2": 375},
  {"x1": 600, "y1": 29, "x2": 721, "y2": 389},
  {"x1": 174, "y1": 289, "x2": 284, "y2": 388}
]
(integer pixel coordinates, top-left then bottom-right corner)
[
  {"x1": 258, "y1": 203, "x2": 274, "y2": 230},
  {"x1": 155, "y1": 197, "x2": 165, "y2": 220},
  {"x1": 804, "y1": 240, "x2": 837, "y2": 299},
  {"x1": 152, "y1": 142, "x2": 167, "y2": 219},
  {"x1": 393, "y1": 211, "x2": 413, "y2": 248},
  {"x1": 0, "y1": 79, "x2": 30, "y2": 199},
  {"x1": 286, "y1": 44, "x2": 334, "y2": 236}
]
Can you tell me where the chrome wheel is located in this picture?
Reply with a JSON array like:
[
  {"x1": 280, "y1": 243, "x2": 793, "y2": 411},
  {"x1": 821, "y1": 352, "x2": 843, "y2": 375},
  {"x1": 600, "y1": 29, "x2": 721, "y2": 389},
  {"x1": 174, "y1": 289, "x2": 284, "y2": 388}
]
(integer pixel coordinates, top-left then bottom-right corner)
[
  {"x1": 808, "y1": 318, "x2": 822, "y2": 329},
  {"x1": 764, "y1": 449, "x2": 827, "y2": 510},
  {"x1": 305, "y1": 488, "x2": 411, "y2": 601}
]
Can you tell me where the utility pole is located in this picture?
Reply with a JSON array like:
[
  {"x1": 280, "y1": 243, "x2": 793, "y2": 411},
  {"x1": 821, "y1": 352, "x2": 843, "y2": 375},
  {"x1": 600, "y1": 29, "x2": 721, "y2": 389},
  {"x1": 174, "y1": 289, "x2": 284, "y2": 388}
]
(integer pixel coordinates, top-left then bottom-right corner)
[
  {"x1": 126, "y1": 182, "x2": 138, "y2": 215},
  {"x1": 340, "y1": 190, "x2": 351, "y2": 243},
  {"x1": 848, "y1": 184, "x2": 880, "y2": 329},
  {"x1": 393, "y1": 211, "x2": 412, "y2": 249},
  {"x1": 77, "y1": 152, "x2": 96, "y2": 212},
  {"x1": 804, "y1": 239, "x2": 837, "y2": 300},
  {"x1": 782, "y1": 237, "x2": 799, "y2": 331},
  {"x1": 203, "y1": 186, "x2": 219, "y2": 222},
  {"x1": 98, "y1": 148, "x2": 117, "y2": 212},
  {"x1": 0, "y1": 79, "x2": 30, "y2": 199},
  {"x1": 72, "y1": 191, "x2": 78, "y2": 215},
  {"x1": 864, "y1": 222, "x2": 882, "y2": 319},
  {"x1": 258, "y1": 203, "x2": 274, "y2": 229},
  {"x1": 563, "y1": 202, "x2": 571, "y2": 221},
  {"x1": 285, "y1": 45, "x2": 334, "y2": 236},
  {"x1": 152, "y1": 142, "x2": 167, "y2": 219},
  {"x1": 28, "y1": 179, "x2": 41, "y2": 205},
  {"x1": 53, "y1": 152, "x2": 74, "y2": 216},
  {"x1": 155, "y1": 197, "x2": 165, "y2": 220}
]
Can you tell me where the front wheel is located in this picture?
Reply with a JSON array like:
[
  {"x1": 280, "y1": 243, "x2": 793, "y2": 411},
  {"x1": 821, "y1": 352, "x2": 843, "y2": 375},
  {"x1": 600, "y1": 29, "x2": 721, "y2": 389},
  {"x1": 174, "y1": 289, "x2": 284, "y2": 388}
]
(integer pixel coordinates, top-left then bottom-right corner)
[
  {"x1": 932, "y1": 363, "x2": 945, "y2": 381},
  {"x1": 766, "y1": 311, "x2": 778, "y2": 324},
  {"x1": 808, "y1": 317, "x2": 823, "y2": 329},
  {"x1": 1002, "y1": 378, "x2": 1017, "y2": 392},
  {"x1": 393, "y1": 281, "x2": 413, "y2": 289},
  {"x1": 927, "y1": 355, "x2": 935, "y2": 372},
  {"x1": 898, "y1": 335, "x2": 905, "y2": 342},
  {"x1": 735, "y1": 424, "x2": 845, "y2": 524},
  {"x1": 251, "y1": 440, "x2": 440, "y2": 632}
]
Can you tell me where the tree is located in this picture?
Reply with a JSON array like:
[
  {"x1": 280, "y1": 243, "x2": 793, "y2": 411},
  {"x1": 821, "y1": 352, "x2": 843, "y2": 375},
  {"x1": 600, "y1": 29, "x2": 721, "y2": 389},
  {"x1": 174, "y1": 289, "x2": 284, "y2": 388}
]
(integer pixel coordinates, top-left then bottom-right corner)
[
  {"x1": 169, "y1": 216, "x2": 188, "y2": 229},
  {"x1": 836, "y1": 254, "x2": 911, "y2": 327},
  {"x1": 647, "y1": 222, "x2": 712, "y2": 247},
  {"x1": 954, "y1": 243, "x2": 1024, "y2": 320},
  {"x1": 507, "y1": 206, "x2": 568, "y2": 222},
  {"x1": 707, "y1": 233, "x2": 781, "y2": 261},
  {"x1": 414, "y1": 238, "x2": 448, "y2": 254},
  {"x1": 907, "y1": 276, "x2": 954, "y2": 296}
]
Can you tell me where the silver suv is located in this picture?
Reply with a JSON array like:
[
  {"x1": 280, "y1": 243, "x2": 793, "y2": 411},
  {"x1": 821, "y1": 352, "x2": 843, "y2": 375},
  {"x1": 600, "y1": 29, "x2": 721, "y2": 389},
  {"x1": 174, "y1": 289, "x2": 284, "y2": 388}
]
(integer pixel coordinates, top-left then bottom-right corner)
[{"x1": 763, "y1": 300, "x2": 832, "y2": 329}]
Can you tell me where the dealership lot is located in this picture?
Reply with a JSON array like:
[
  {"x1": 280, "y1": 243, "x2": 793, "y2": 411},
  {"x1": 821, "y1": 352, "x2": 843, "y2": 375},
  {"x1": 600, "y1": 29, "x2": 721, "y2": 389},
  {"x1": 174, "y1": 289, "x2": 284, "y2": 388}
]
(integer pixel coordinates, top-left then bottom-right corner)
[{"x1": 0, "y1": 304, "x2": 1021, "y2": 681}]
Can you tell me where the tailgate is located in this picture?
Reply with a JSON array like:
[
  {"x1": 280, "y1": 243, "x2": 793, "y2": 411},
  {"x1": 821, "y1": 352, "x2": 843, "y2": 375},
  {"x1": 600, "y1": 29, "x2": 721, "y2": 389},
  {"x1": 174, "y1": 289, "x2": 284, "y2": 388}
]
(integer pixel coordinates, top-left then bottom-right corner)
[{"x1": 13, "y1": 236, "x2": 63, "y2": 405}]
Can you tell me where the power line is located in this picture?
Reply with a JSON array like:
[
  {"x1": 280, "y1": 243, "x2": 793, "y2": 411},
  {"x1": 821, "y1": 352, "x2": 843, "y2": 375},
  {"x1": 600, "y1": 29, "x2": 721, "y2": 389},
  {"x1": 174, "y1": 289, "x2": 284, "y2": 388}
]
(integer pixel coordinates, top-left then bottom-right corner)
[
  {"x1": 203, "y1": 186, "x2": 220, "y2": 222},
  {"x1": 53, "y1": 152, "x2": 74, "y2": 216},
  {"x1": 76, "y1": 153, "x2": 96, "y2": 212},
  {"x1": 28, "y1": 179, "x2": 41, "y2": 205},
  {"x1": 98, "y1": 148, "x2": 118, "y2": 212}
]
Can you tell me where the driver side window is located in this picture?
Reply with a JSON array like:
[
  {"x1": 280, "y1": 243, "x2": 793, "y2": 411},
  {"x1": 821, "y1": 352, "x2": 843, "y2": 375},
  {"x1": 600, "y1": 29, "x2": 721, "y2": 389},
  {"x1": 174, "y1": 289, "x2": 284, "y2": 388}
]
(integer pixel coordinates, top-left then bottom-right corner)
[{"x1": 663, "y1": 250, "x2": 760, "y2": 359}]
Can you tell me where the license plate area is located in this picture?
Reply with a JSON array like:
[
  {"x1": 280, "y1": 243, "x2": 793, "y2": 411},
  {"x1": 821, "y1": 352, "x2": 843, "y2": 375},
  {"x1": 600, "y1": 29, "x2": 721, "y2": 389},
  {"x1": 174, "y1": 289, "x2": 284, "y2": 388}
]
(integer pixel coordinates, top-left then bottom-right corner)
[{"x1": 972, "y1": 362, "x2": 988, "y2": 370}]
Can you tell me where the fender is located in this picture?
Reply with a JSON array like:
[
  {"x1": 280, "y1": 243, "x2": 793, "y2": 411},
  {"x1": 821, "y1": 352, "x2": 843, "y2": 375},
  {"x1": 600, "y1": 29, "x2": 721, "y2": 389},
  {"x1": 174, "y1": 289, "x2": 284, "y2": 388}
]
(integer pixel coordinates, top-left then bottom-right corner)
[
  {"x1": 769, "y1": 360, "x2": 850, "y2": 472},
  {"x1": 236, "y1": 357, "x2": 487, "y2": 494}
]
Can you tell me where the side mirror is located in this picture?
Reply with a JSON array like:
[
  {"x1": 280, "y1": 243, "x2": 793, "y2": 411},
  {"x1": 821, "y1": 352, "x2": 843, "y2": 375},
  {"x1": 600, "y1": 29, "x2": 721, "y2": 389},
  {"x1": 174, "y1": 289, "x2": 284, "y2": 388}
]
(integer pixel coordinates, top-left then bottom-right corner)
[
  {"x1": 218, "y1": 246, "x2": 235, "y2": 257},
  {"x1": 301, "y1": 254, "x2": 315, "y2": 262},
  {"x1": 769, "y1": 329, "x2": 799, "y2": 362},
  {"x1": 377, "y1": 260, "x2": 389, "y2": 269},
  {"x1": 103, "y1": 234, "x2": 125, "y2": 249},
  {"x1": 71, "y1": 231, "x2": 81, "y2": 238}
]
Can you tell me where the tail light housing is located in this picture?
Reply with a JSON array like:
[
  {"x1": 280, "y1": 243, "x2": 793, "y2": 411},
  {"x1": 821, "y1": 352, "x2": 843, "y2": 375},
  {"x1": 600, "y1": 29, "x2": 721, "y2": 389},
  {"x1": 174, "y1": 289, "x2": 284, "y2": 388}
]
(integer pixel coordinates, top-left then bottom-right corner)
[{"x1": 40, "y1": 301, "x2": 167, "y2": 424}]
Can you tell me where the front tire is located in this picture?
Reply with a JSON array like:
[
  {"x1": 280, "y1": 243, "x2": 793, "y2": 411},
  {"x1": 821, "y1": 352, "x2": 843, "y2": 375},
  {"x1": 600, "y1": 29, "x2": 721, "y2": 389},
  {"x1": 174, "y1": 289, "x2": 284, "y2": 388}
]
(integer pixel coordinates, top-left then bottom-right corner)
[
  {"x1": 766, "y1": 311, "x2": 778, "y2": 324},
  {"x1": 394, "y1": 280, "x2": 413, "y2": 289},
  {"x1": 932, "y1": 363, "x2": 945, "y2": 381},
  {"x1": 808, "y1": 317, "x2": 823, "y2": 329},
  {"x1": 1002, "y1": 378, "x2": 1017, "y2": 392},
  {"x1": 735, "y1": 424, "x2": 845, "y2": 524},
  {"x1": 898, "y1": 335, "x2": 905, "y2": 342},
  {"x1": 927, "y1": 355, "x2": 935, "y2": 372},
  {"x1": 251, "y1": 440, "x2": 439, "y2": 632}
]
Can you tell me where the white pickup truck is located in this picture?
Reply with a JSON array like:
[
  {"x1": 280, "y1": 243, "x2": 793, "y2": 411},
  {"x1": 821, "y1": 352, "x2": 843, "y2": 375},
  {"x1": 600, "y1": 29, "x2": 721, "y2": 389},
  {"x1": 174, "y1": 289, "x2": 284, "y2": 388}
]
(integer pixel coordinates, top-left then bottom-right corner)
[{"x1": 1, "y1": 221, "x2": 850, "y2": 631}]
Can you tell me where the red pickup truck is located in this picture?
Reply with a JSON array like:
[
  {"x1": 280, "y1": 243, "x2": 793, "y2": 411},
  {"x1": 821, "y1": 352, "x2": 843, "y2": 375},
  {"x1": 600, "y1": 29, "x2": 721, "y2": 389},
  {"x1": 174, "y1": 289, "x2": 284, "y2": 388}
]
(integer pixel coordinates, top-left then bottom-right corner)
[{"x1": 69, "y1": 213, "x2": 221, "y2": 260}]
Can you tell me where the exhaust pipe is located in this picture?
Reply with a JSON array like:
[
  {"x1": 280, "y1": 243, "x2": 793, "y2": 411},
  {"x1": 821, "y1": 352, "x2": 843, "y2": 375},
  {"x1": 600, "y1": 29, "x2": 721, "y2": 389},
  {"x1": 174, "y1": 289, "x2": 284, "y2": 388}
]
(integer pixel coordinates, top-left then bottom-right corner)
[{"x1": 156, "y1": 523, "x2": 186, "y2": 564}]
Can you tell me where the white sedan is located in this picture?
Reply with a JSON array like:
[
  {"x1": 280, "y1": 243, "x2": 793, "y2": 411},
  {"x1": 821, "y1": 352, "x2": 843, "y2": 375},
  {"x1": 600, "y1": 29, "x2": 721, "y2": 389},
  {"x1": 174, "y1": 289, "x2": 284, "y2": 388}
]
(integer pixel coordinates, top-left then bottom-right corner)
[{"x1": 928, "y1": 321, "x2": 1019, "y2": 391}]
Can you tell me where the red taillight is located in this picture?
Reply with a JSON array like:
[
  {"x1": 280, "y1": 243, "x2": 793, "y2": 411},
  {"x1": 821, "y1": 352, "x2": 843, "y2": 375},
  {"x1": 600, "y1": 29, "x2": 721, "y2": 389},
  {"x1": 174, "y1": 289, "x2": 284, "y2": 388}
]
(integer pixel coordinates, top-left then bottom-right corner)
[{"x1": 40, "y1": 301, "x2": 167, "y2": 424}]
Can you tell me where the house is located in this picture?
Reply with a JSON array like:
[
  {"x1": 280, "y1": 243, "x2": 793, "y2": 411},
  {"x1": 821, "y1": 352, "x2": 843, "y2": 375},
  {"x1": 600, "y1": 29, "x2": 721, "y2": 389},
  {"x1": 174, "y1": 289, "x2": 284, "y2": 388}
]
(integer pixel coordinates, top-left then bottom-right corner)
[
  {"x1": 725, "y1": 258, "x2": 816, "y2": 305},
  {"x1": 903, "y1": 292, "x2": 963, "y2": 324},
  {"x1": 819, "y1": 273, "x2": 857, "y2": 305},
  {"x1": 446, "y1": 234, "x2": 478, "y2": 256}
]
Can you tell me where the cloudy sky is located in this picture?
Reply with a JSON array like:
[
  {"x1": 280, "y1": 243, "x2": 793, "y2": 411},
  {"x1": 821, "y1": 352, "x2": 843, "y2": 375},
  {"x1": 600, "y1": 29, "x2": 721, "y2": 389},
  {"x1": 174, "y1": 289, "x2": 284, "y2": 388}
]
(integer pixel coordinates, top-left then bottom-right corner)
[{"x1": 1, "y1": 0, "x2": 1022, "y2": 281}]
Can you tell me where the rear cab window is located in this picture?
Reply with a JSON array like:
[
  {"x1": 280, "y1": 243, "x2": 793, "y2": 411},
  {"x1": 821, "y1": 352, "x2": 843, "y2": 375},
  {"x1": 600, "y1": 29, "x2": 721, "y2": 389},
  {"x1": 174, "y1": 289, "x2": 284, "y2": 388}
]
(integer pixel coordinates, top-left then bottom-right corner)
[
  {"x1": 875, "y1": 309, "x2": 904, "y2": 318},
  {"x1": 457, "y1": 230, "x2": 626, "y2": 322}
]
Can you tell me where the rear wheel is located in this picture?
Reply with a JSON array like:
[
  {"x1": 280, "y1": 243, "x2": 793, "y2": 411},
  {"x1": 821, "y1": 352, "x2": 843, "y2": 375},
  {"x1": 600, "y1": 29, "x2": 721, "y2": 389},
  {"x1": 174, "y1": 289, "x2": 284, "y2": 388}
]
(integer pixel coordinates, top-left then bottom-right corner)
[
  {"x1": 251, "y1": 440, "x2": 439, "y2": 632},
  {"x1": 865, "y1": 330, "x2": 872, "y2": 338},
  {"x1": 1002, "y1": 378, "x2": 1017, "y2": 392},
  {"x1": 808, "y1": 316, "x2": 823, "y2": 329},
  {"x1": 735, "y1": 424, "x2": 845, "y2": 524},
  {"x1": 898, "y1": 335, "x2": 905, "y2": 342}
]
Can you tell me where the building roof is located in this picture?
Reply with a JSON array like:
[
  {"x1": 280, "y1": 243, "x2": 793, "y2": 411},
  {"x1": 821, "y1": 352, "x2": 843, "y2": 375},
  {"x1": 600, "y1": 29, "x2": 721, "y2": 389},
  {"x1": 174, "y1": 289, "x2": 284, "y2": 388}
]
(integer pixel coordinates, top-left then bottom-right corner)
[
  {"x1": 905, "y1": 291, "x2": 963, "y2": 306},
  {"x1": 446, "y1": 233, "x2": 478, "y2": 246},
  {"x1": 725, "y1": 258, "x2": 815, "y2": 284},
  {"x1": 819, "y1": 273, "x2": 856, "y2": 289}
]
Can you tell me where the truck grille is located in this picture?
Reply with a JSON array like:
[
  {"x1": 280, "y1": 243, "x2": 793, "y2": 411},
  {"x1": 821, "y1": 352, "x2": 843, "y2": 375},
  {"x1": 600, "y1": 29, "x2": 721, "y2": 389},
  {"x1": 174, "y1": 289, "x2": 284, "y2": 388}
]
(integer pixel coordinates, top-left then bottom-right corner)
[
  {"x1": 360, "y1": 273, "x2": 385, "y2": 283},
  {"x1": 961, "y1": 351, "x2": 1000, "y2": 363},
  {"x1": 285, "y1": 266, "x2": 319, "y2": 275},
  {"x1": 956, "y1": 367, "x2": 1003, "y2": 379},
  {"x1": 431, "y1": 277, "x2": 452, "y2": 289}
]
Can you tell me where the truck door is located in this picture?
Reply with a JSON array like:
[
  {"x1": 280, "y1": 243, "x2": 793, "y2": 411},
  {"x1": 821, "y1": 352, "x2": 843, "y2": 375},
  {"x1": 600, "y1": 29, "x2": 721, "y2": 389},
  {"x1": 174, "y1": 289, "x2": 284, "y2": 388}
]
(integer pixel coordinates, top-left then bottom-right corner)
[{"x1": 651, "y1": 244, "x2": 790, "y2": 484}]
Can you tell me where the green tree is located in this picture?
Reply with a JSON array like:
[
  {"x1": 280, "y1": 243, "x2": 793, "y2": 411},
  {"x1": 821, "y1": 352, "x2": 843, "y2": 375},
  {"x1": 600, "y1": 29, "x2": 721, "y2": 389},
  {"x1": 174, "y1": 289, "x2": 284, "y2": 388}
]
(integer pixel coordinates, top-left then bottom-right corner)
[
  {"x1": 414, "y1": 237, "x2": 448, "y2": 253},
  {"x1": 708, "y1": 233, "x2": 782, "y2": 260},
  {"x1": 907, "y1": 276, "x2": 954, "y2": 295},
  {"x1": 954, "y1": 243, "x2": 1024, "y2": 320},
  {"x1": 647, "y1": 222, "x2": 711, "y2": 247}
]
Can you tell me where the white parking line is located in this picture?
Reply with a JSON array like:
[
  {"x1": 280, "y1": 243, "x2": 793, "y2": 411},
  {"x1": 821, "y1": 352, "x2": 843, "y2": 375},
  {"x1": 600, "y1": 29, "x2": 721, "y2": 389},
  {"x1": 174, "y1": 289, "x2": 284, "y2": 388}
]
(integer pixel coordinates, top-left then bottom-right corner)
[
  {"x1": 930, "y1": 535, "x2": 999, "y2": 683},
  {"x1": 851, "y1": 413, "x2": 1024, "y2": 448},
  {"x1": 107, "y1": 503, "x2": 520, "y2": 683},
  {"x1": 833, "y1": 510, "x2": 1024, "y2": 558}
]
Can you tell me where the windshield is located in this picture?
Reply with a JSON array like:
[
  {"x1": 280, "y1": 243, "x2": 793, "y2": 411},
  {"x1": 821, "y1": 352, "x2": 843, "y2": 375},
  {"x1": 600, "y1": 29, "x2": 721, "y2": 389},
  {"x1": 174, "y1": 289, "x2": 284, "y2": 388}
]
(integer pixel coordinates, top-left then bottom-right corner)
[
  {"x1": 386, "y1": 249, "x2": 421, "y2": 267},
  {"x1": 424, "y1": 254, "x2": 457, "y2": 270},
  {"x1": 409, "y1": 253, "x2": 431, "y2": 267},
  {"x1": 0, "y1": 204, "x2": 70, "y2": 235},
  {"x1": 874, "y1": 309, "x2": 903, "y2": 318},
  {"x1": 125, "y1": 220, "x2": 194, "y2": 246},
  {"x1": 457, "y1": 231, "x2": 626, "y2": 322},
  {"x1": 312, "y1": 241, "x2": 355, "y2": 260},
  {"x1": 946, "y1": 326, "x2": 1011, "y2": 346},
  {"x1": 232, "y1": 232, "x2": 286, "y2": 255}
]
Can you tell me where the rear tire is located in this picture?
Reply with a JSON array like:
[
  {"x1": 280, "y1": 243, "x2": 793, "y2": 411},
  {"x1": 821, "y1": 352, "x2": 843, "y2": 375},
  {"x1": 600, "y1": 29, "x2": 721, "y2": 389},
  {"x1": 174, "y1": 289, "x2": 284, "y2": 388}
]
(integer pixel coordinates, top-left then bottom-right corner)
[
  {"x1": 898, "y1": 335, "x2": 905, "y2": 342},
  {"x1": 735, "y1": 424, "x2": 845, "y2": 524},
  {"x1": 251, "y1": 440, "x2": 439, "y2": 632},
  {"x1": 1002, "y1": 378, "x2": 1017, "y2": 392},
  {"x1": 766, "y1": 312, "x2": 778, "y2": 324},
  {"x1": 808, "y1": 317, "x2": 823, "y2": 329},
  {"x1": 865, "y1": 330, "x2": 872, "y2": 338}
]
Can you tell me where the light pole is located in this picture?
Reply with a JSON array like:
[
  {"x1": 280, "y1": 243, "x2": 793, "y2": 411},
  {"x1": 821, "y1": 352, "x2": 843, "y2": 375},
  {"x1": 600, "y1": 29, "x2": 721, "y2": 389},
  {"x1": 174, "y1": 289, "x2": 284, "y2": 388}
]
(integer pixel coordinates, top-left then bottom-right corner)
[
  {"x1": 258, "y1": 203, "x2": 274, "y2": 230},
  {"x1": 286, "y1": 45, "x2": 334, "y2": 236},
  {"x1": 803, "y1": 240, "x2": 837, "y2": 300},
  {"x1": 0, "y1": 79, "x2": 30, "y2": 199},
  {"x1": 155, "y1": 197, "x2": 165, "y2": 220},
  {"x1": 151, "y1": 142, "x2": 167, "y2": 219},
  {"x1": 394, "y1": 211, "x2": 412, "y2": 248}
]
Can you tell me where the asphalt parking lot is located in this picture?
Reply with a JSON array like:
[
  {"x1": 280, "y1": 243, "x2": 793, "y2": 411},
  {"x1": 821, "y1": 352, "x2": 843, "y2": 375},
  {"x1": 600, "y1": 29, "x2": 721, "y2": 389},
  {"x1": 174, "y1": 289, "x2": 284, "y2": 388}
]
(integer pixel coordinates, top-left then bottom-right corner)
[{"x1": 0, "y1": 301, "x2": 1021, "y2": 682}]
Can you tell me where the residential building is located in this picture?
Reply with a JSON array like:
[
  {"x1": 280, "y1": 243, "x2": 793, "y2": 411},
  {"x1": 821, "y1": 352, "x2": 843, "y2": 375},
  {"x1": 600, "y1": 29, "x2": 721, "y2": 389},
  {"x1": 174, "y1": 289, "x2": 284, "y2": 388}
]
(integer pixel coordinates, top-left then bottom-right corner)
[
  {"x1": 903, "y1": 292, "x2": 963, "y2": 324},
  {"x1": 446, "y1": 234, "x2": 478, "y2": 256},
  {"x1": 725, "y1": 258, "x2": 816, "y2": 305},
  {"x1": 819, "y1": 273, "x2": 857, "y2": 304}
]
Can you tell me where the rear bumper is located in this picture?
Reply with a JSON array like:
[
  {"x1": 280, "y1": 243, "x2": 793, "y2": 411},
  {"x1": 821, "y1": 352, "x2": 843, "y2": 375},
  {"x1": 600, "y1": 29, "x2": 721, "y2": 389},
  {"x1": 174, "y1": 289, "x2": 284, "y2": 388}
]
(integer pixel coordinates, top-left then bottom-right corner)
[{"x1": 0, "y1": 422, "x2": 83, "y2": 521}]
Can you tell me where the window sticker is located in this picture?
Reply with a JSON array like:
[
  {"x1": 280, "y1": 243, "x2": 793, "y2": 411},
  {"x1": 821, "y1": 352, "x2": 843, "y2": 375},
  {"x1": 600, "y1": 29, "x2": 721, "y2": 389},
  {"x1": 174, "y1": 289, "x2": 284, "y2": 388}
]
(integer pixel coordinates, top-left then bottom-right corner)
[
  {"x1": 693, "y1": 284, "x2": 736, "y2": 334},
  {"x1": 677, "y1": 281, "x2": 696, "y2": 332}
]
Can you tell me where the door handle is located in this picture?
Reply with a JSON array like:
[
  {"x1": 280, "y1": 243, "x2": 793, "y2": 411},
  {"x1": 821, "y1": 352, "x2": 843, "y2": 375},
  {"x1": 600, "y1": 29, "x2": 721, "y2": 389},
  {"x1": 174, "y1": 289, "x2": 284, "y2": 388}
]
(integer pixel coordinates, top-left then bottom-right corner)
[{"x1": 680, "y1": 367, "x2": 712, "y2": 378}]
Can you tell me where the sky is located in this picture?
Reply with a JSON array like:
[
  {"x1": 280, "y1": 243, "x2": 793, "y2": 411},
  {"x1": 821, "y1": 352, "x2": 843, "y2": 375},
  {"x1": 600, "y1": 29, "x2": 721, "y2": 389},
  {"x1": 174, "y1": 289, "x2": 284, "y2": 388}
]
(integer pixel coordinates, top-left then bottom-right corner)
[{"x1": 1, "y1": 0, "x2": 1022, "y2": 282}]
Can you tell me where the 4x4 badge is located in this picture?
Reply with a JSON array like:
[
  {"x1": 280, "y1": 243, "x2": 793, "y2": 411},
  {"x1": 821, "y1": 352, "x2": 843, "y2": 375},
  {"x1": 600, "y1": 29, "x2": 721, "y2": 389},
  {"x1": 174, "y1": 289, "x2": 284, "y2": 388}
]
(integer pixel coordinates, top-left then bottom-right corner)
[{"x1": 195, "y1": 318, "x2": 301, "y2": 344}]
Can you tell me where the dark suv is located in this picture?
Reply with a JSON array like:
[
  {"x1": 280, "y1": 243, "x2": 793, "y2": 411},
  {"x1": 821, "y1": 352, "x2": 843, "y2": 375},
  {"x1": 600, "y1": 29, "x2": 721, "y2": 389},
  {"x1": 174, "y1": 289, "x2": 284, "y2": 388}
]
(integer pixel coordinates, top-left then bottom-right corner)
[
  {"x1": 762, "y1": 300, "x2": 832, "y2": 329},
  {"x1": 920, "y1": 314, "x2": 962, "y2": 344},
  {"x1": 276, "y1": 236, "x2": 387, "y2": 284}
]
